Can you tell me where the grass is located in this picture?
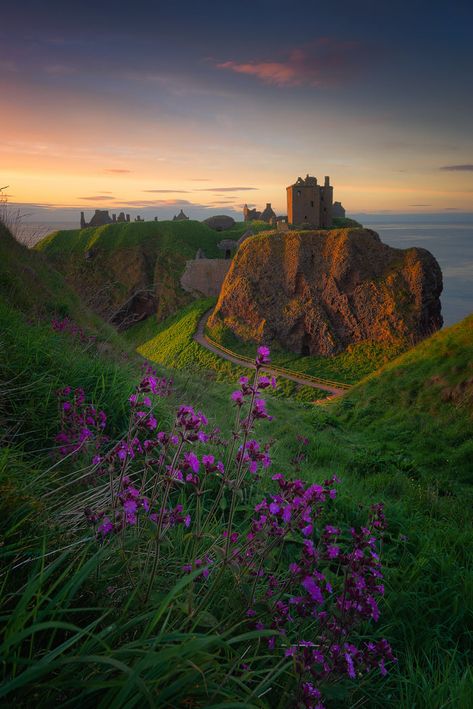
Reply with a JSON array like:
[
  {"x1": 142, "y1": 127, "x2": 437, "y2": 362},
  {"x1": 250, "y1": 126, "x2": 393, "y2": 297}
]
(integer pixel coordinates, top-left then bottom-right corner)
[
  {"x1": 1, "y1": 221, "x2": 473, "y2": 707},
  {"x1": 207, "y1": 317, "x2": 407, "y2": 385},
  {"x1": 0, "y1": 223, "x2": 142, "y2": 450},
  {"x1": 118, "y1": 308, "x2": 473, "y2": 707},
  {"x1": 35, "y1": 219, "x2": 270, "y2": 257},
  {"x1": 126, "y1": 298, "x2": 329, "y2": 401},
  {"x1": 34, "y1": 220, "x2": 270, "y2": 325},
  {"x1": 332, "y1": 217, "x2": 363, "y2": 229},
  {"x1": 338, "y1": 313, "x2": 473, "y2": 485}
]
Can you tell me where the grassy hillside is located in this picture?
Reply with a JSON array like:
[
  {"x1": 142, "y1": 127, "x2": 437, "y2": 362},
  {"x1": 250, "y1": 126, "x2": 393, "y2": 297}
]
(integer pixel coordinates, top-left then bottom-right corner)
[
  {"x1": 127, "y1": 298, "x2": 326, "y2": 401},
  {"x1": 338, "y1": 314, "x2": 473, "y2": 485},
  {"x1": 332, "y1": 216, "x2": 363, "y2": 228},
  {"x1": 130, "y1": 304, "x2": 473, "y2": 706},
  {"x1": 35, "y1": 220, "x2": 270, "y2": 326},
  {"x1": 2, "y1": 221, "x2": 472, "y2": 707},
  {"x1": 0, "y1": 221, "x2": 143, "y2": 461},
  {"x1": 324, "y1": 317, "x2": 473, "y2": 705},
  {"x1": 33, "y1": 219, "x2": 361, "y2": 334},
  {"x1": 207, "y1": 317, "x2": 406, "y2": 384}
]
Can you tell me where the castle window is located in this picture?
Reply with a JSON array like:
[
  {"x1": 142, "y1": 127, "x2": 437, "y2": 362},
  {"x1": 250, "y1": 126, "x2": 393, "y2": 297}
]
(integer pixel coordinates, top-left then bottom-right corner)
[
  {"x1": 297, "y1": 190, "x2": 301, "y2": 197},
  {"x1": 310, "y1": 200, "x2": 314, "y2": 207}
]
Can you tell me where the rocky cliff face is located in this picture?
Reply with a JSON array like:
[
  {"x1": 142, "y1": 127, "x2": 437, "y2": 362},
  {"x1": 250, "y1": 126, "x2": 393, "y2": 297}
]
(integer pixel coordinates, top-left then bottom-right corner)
[{"x1": 208, "y1": 229, "x2": 443, "y2": 355}]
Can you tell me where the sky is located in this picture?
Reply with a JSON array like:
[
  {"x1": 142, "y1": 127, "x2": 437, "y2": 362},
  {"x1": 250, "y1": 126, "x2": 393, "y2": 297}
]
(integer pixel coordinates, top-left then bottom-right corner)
[{"x1": 1, "y1": 0, "x2": 473, "y2": 222}]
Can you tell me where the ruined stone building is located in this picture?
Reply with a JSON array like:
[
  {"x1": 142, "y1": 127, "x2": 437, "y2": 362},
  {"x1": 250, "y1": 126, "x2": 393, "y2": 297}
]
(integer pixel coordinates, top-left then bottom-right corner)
[
  {"x1": 173, "y1": 209, "x2": 189, "y2": 221},
  {"x1": 286, "y1": 174, "x2": 333, "y2": 228},
  {"x1": 80, "y1": 210, "x2": 131, "y2": 228},
  {"x1": 80, "y1": 210, "x2": 112, "y2": 229},
  {"x1": 243, "y1": 202, "x2": 277, "y2": 223},
  {"x1": 333, "y1": 201, "x2": 345, "y2": 219}
]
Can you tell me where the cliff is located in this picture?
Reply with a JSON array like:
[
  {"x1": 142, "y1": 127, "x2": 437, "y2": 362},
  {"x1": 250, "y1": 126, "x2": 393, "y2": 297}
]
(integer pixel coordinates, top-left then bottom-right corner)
[
  {"x1": 35, "y1": 220, "x2": 266, "y2": 329},
  {"x1": 208, "y1": 228, "x2": 443, "y2": 355}
]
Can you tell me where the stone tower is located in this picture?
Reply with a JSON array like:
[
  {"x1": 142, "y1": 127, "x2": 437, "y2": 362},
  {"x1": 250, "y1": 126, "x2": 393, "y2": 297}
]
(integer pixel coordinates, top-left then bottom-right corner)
[
  {"x1": 286, "y1": 174, "x2": 333, "y2": 228},
  {"x1": 320, "y1": 176, "x2": 333, "y2": 228}
]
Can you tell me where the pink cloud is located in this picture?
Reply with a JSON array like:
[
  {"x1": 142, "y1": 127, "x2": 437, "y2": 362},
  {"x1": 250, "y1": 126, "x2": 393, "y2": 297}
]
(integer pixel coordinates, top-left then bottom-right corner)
[
  {"x1": 218, "y1": 60, "x2": 299, "y2": 86},
  {"x1": 216, "y1": 39, "x2": 364, "y2": 88}
]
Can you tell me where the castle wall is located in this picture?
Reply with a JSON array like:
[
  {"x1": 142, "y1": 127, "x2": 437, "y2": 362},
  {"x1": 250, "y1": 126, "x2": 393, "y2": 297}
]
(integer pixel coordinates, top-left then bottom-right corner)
[
  {"x1": 319, "y1": 180, "x2": 333, "y2": 228},
  {"x1": 287, "y1": 184, "x2": 320, "y2": 226},
  {"x1": 180, "y1": 259, "x2": 231, "y2": 297},
  {"x1": 332, "y1": 202, "x2": 346, "y2": 218}
]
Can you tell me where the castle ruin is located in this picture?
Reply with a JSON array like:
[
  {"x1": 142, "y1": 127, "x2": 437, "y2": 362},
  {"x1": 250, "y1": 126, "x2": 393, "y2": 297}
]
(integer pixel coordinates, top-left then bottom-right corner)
[
  {"x1": 81, "y1": 173, "x2": 345, "y2": 231},
  {"x1": 243, "y1": 203, "x2": 277, "y2": 223},
  {"x1": 333, "y1": 201, "x2": 345, "y2": 219},
  {"x1": 81, "y1": 210, "x2": 132, "y2": 228},
  {"x1": 286, "y1": 174, "x2": 333, "y2": 228},
  {"x1": 80, "y1": 210, "x2": 112, "y2": 229},
  {"x1": 80, "y1": 210, "x2": 158, "y2": 228},
  {"x1": 173, "y1": 209, "x2": 189, "y2": 221}
]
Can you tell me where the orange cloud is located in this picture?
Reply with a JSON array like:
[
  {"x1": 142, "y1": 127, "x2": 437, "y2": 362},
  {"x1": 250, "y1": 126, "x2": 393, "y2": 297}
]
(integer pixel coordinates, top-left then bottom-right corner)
[
  {"x1": 217, "y1": 60, "x2": 299, "y2": 86},
  {"x1": 216, "y1": 39, "x2": 363, "y2": 87}
]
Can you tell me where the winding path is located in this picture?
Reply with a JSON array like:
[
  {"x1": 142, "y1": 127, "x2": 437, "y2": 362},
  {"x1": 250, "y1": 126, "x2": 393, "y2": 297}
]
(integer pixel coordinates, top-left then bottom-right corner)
[{"x1": 194, "y1": 310, "x2": 351, "y2": 398}]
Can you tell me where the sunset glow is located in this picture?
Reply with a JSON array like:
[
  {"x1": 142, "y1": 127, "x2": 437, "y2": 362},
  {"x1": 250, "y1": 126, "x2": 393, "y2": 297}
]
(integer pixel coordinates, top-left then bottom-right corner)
[{"x1": 1, "y1": 1, "x2": 472, "y2": 220}]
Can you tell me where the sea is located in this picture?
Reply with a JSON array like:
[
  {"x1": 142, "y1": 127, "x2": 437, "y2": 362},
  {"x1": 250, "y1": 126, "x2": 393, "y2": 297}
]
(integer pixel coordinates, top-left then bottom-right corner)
[{"x1": 15, "y1": 220, "x2": 473, "y2": 328}]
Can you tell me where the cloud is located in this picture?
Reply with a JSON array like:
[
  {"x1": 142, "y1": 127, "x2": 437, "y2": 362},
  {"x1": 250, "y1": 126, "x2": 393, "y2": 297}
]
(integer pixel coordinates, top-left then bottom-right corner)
[
  {"x1": 78, "y1": 195, "x2": 115, "y2": 201},
  {"x1": 218, "y1": 60, "x2": 297, "y2": 86},
  {"x1": 190, "y1": 178, "x2": 211, "y2": 182},
  {"x1": 409, "y1": 204, "x2": 432, "y2": 207},
  {"x1": 443, "y1": 207, "x2": 460, "y2": 210},
  {"x1": 143, "y1": 189, "x2": 190, "y2": 193},
  {"x1": 215, "y1": 38, "x2": 364, "y2": 88},
  {"x1": 105, "y1": 168, "x2": 131, "y2": 174},
  {"x1": 439, "y1": 164, "x2": 473, "y2": 171},
  {"x1": 195, "y1": 186, "x2": 258, "y2": 192},
  {"x1": 119, "y1": 198, "x2": 203, "y2": 207}
]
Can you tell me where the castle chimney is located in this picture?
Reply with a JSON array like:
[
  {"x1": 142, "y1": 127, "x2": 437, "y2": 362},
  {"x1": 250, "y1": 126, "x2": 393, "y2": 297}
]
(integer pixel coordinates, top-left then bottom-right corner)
[
  {"x1": 126, "y1": 214, "x2": 130, "y2": 222},
  {"x1": 324, "y1": 176, "x2": 330, "y2": 186},
  {"x1": 112, "y1": 214, "x2": 116, "y2": 222},
  {"x1": 266, "y1": 203, "x2": 271, "y2": 208},
  {"x1": 80, "y1": 211, "x2": 86, "y2": 229}
]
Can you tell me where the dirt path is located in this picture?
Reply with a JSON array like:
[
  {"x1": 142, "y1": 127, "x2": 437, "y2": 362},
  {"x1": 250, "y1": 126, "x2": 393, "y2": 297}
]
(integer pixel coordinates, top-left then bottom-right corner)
[{"x1": 194, "y1": 310, "x2": 349, "y2": 398}]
